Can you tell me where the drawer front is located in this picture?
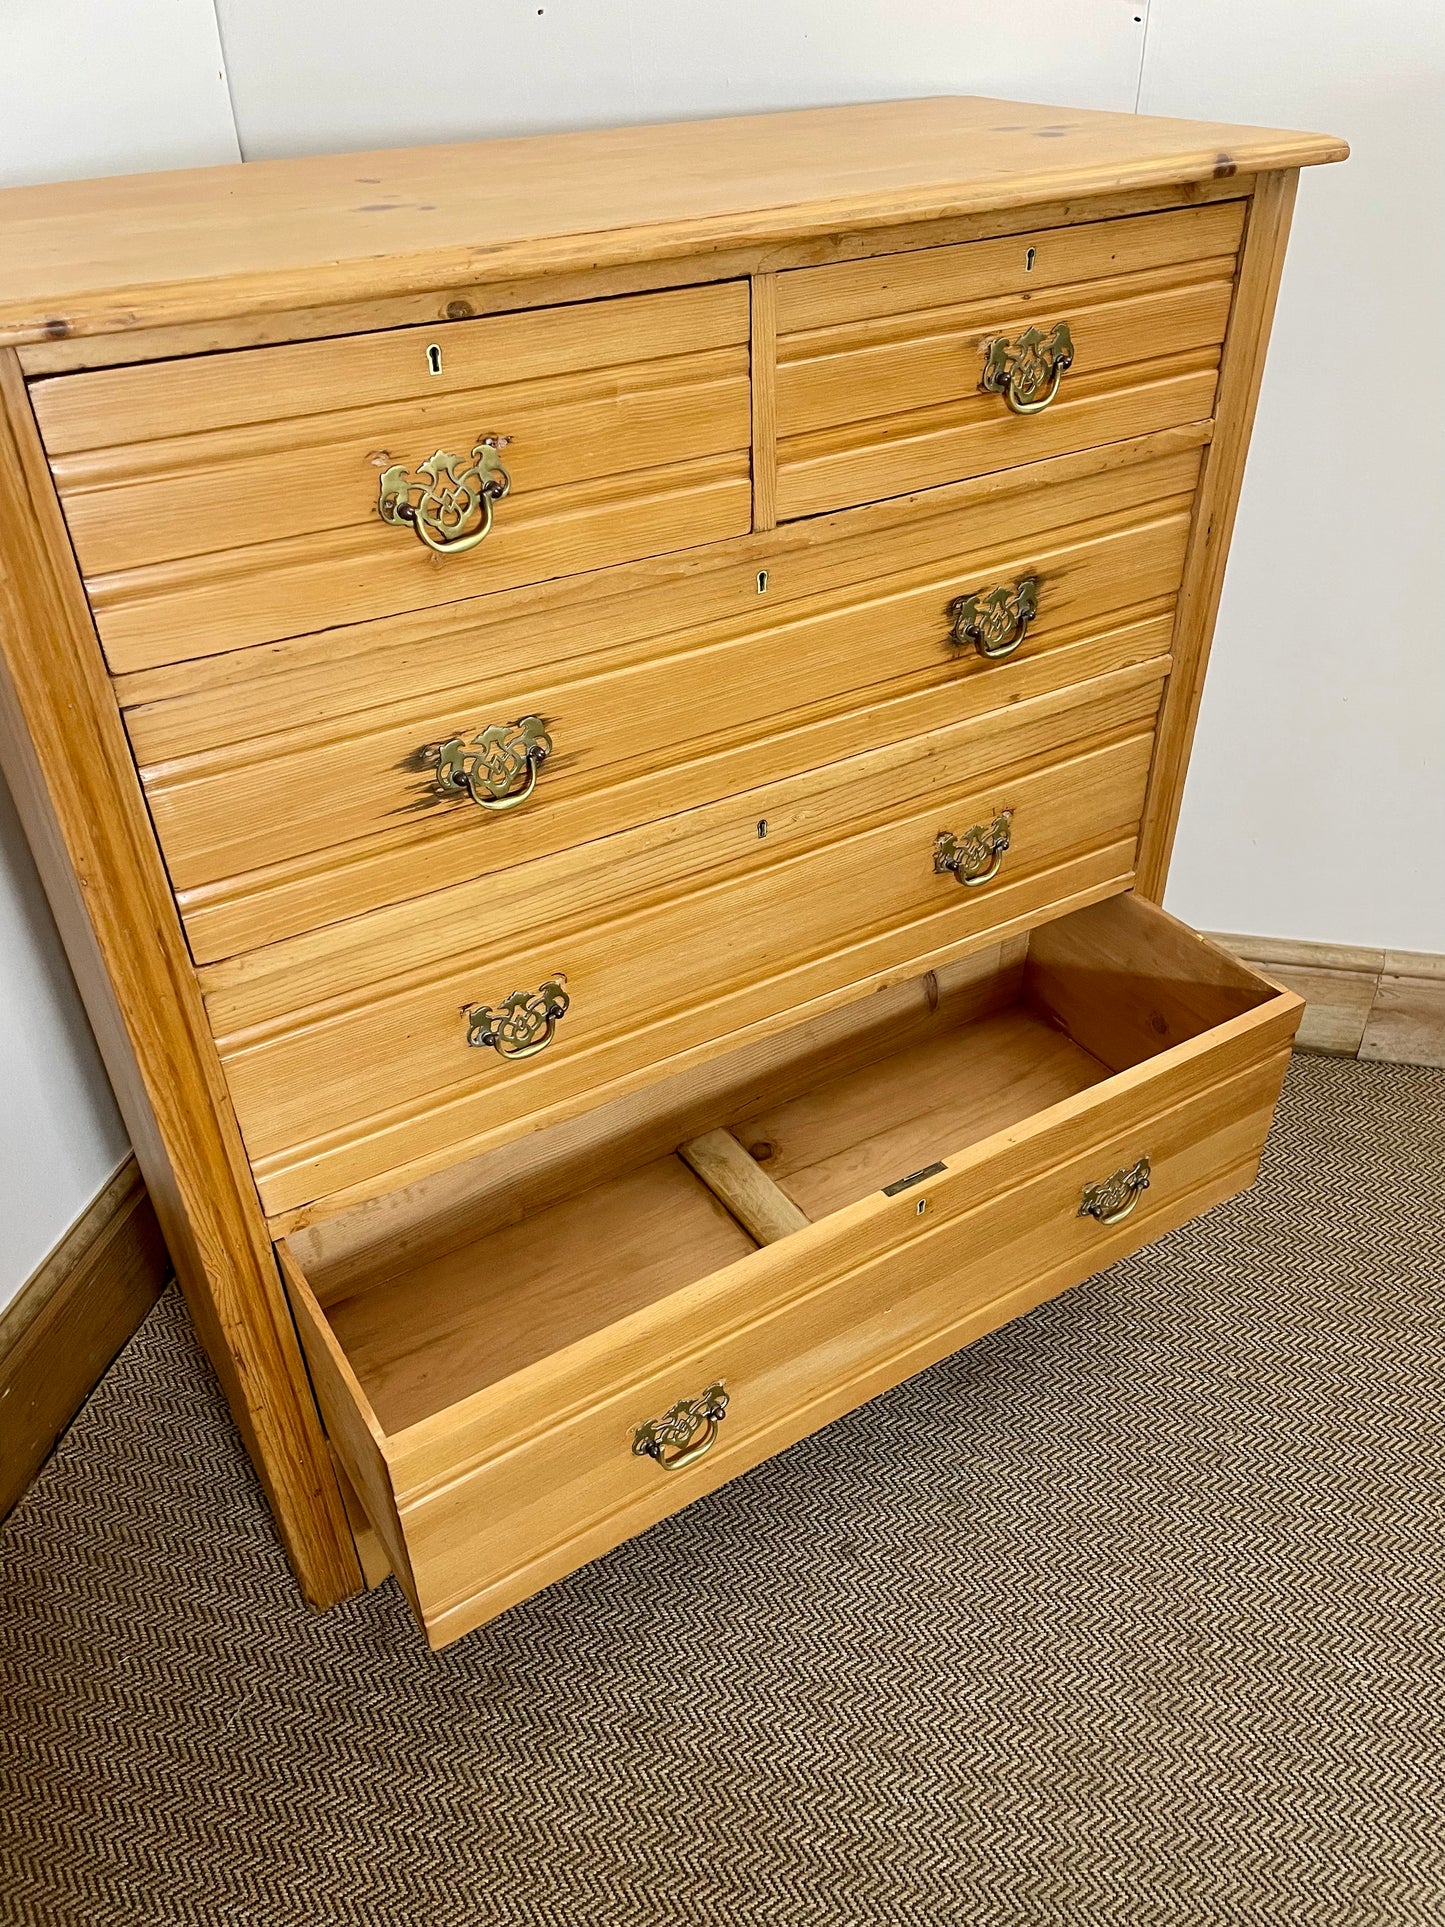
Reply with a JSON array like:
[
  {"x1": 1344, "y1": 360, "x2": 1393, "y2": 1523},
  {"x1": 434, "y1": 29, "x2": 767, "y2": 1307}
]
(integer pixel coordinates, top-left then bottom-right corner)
[
  {"x1": 372, "y1": 1037, "x2": 1292, "y2": 1645},
  {"x1": 135, "y1": 444, "x2": 1199, "y2": 960},
  {"x1": 32, "y1": 282, "x2": 752, "y2": 671},
  {"x1": 774, "y1": 202, "x2": 1243, "y2": 521},
  {"x1": 210, "y1": 708, "x2": 1159, "y2": 1217}
]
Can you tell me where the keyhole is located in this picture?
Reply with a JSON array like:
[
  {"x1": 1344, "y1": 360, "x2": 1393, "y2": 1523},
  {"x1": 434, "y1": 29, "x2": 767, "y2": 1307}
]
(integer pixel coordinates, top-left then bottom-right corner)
[
  {"x1": 426, "y1": 343, "x2": 443, "y2": 375},
  {"x1": 756, "y1": 569, "x2": 769, "y2": 594},
  {"x1": 1024, "y1": 247, "x2": 1036, "y2": 273},
  {"x1": 757, "y1": 819, "x2": 768, "y2": 839},
  {"x1": 917, "y1": 1198, "x2": 928, "y2": 1216}
]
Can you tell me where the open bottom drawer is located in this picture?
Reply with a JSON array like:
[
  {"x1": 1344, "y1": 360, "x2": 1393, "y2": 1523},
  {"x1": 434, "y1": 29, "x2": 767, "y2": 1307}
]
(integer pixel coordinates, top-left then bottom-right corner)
[{"x1": 281, "y1": 894, "x2": 1300, "y2": 1649}]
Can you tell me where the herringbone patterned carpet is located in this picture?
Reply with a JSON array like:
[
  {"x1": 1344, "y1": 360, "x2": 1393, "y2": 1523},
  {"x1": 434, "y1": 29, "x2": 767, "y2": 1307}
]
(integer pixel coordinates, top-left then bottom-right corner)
[{"x1": 2, "y1": 1054, "x2": 1443, "y2": 1926}]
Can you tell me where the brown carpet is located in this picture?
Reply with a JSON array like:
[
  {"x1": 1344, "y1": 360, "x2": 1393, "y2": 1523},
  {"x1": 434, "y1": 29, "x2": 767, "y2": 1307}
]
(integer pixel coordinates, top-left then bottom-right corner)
[{"x1": 2, "y1": 1054, "x2": 1444, "y2": 1926}]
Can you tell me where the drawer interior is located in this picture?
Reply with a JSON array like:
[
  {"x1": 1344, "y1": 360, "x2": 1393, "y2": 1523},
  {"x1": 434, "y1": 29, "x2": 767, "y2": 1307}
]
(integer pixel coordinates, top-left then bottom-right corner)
[{"x1": 285, "y1": 893, "x2": 1285, "y2": 1441}]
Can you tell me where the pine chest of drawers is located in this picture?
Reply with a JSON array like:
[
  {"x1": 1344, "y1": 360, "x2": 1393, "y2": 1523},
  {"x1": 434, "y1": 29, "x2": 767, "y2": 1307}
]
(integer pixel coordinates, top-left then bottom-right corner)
[{"x1": 0, "y1": 98, "x2": 1346, "y2": 1648}]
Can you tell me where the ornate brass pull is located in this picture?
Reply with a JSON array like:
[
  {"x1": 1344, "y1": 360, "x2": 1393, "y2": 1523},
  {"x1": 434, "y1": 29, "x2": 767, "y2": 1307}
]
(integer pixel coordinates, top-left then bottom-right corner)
[
  {"x1": 1079, "y1": 1157, "x2": 1152, "y2": 1226},
  {"x1": 464, "y1": 974, "x2": 569, "y2": 1060},
  {"x1": 934, "y1": 808, "x2": 1013, "y2": 887},
  {"x1": 980, "y1": 322, "x2": 1075, "y2": 415},
  {"x1": 948, "y1": 575, "x2": 1040, "y2": 661},
  {"x1": 377, "y1": 438, "x2": 510, "y2": 553},
  {"x1": 428, "y1": 715, "x2": 552, "y2": 812},
  {"x1": 632, "y1": 1382, "x2": 729, "y2": 1471}
]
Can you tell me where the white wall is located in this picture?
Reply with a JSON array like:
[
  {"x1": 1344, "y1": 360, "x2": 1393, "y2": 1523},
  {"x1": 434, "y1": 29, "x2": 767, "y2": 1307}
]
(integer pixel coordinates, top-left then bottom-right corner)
[
  {"x1": 1144, "y1": 1, "x2": 1445, "y2": 950},
  {"x1": 0, "y1": 0, "x2": 238, "y2": 1302},
  {"x1": 0, "y1": 0, "x2": 237, "y2": 188},
  {"x1": 0, "y1": 1, "x2": 1437, "y2": 1308},
  {"x1": 0, "y1": 777, "x2": 129, "y2": 1294},
  {"x1": 210, "y1": 1, "x2": 1151, "y2": 152}
]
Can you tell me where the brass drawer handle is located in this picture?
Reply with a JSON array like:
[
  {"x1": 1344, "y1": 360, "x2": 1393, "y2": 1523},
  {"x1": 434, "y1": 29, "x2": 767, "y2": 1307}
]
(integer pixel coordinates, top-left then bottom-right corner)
[
  {"x1": 948, "y1": 574, "x2": 1039, "y2": 661},
  {"x1": 1079, "y1": 1156, "x2": 1152, "y2": 1226},
  {"x1": 428, "y1": 715, "x2": 552, "y2": 812},
  {"x1": 980, "y1": 322, "x2": 1074, "y2": 415},
  {"x1": 464, "y1": 974, "x2": 569, "y2": 1060},
  {"x1": 632, "y1": 1381, "x2": 729, "y2": 1471},
  {"x1": 934, "y1": 808, "x2": 1013, "y2": 887},
  {"x1": 378, "y1": 438, "x2": 510, "y2": 553}
]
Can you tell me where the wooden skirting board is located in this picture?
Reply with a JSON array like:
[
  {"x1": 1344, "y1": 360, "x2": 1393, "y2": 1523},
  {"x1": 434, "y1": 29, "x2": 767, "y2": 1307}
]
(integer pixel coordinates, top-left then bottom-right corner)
[
  {"x1": 1209, "y1": 934, "x2": 1445, "y2": 1067},
  {"x1": 0, "y1": 1154, "x2": 170, "y2": 1523}
]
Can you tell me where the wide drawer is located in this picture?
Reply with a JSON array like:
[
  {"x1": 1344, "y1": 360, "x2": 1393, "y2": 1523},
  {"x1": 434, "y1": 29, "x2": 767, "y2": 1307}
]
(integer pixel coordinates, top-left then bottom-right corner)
[
  {"x1": 31, "y1": 281, "x2": 753, "y2": 671},
  {"x1": 205, "y1": 670, "x2": 1163, "y2": 1218},
  {"x1": 129, "y1": 439, "x2": 1200, "y2": 961},
  {"x1": 773, "y1": 201, "x2": 1243, "y2": 520},
  {"x1": 280, "y1": 893, "x2": 1301, "y2": 1648}
]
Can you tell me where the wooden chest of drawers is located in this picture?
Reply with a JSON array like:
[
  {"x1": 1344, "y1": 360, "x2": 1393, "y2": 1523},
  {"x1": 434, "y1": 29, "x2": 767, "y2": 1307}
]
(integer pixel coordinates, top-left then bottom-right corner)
[{"x1": 0, "y1": 97, "x2": 1346, "y2": 1648}]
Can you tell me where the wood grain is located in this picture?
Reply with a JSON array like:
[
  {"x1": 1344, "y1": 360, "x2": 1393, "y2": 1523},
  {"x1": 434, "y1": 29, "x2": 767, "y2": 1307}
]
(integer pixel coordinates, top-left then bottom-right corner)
[
  {"x1": 0, "y1": 1155, "x2": 169, "y2": 1522},
  {"x1": 278, "y1": 892, "x2": 1297, "y2": 1645},
  {"x1": 775, "y1": 205, "x2": 1241, "y2": 520},
  {"x1": 278, "y1": 1241, "x2": 422, "y2": 1621},
  {"x1": 744, "y1": 1008, "x2": 1107, "y2": 1222},
  {"x1": 289, "y1": 942, "x2": 1027, "y2": 1296},
  {"x1": 135, "y1": 473, "x2": 1192, "y2": 954},
  {"x1": 428, "y1": 1082, "x2": 1282, "y2": 1648},
  {"x1": 115, "y1": 426, "x2": 1204, "y2": 715},
  {"x1": 1206, "y1": 931, "x2": 1445, "y2": 1064},
  {"x1": 324, "y1": 1156, "x2": 759, "y2": 1432},
  {"x1": 0, "y1": 97, "x2": 1345, "y2": 348},
  {"x1": 50, "y1": 355, "x2": 750, "y2": 574},
  {"x1": 213, "y1": 725, "x2": 1158, "y2": 1217},
  {"x1": 32, "y1": 281, "x2": 752, "y2": 668},
  {"x1": 0, "y1": 350, "x2": 362, "y2": 1609},
  {"x1": 395, "y1": 992, "x2": 1293, "y2": 1491},
  {"x1": 91, "y1": 458, "x2": 752, "y2": 674},
  {"x1": 1135, "y1": 171, "x2": 1300, "y2": 898},
  {"x1": 774, "y1": 201, "x2": 1245, "y2": 332},
  {"x1": 1360, "y1": 974, "x2": 1445, "y2": 1069},
  {"x1": 781, "y1": 360, "x2": 1221, "y2": 525},
  {"x1": 11, "y1": 177, "x2": 1258, "y2": 377},
  {"x1": 1024, "y1": 890, "x2": 1278, "y2": 1072},
  {"x1": 330, "y1": 1451, "x2": 393, "y2": 1590},
  {"x1": 749, "y1": 274, "x2": 778, "y2": 532},
  {"x1": 198, "y1": 661, "x2": 1164, "y2": 1029},
  {"x1": 679, "y1": 1129, "x2": 812, "y2": 1244},
  {"x1": 32, "y1": 281, "x2": 748, "y2": 453}
]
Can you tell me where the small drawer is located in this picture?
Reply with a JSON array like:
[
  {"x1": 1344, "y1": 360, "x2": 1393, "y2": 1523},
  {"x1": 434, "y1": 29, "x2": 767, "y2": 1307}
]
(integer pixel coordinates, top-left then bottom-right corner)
[
  {"x1": 204, "y1": 673, "x2": 1164, "y2": 1218},
  {"x1": 31, "y1": 282, "x2": 752, "y2": 672},
  {"x1": 128, "y1": 438, "x2": 1202, "y2": 961},
  {"x1": 280, "y1": 893, "x2": 1300, "y2": 1648},
  {"x1": 773, "y1": 201, "x2": 1244, "y2": 520}
]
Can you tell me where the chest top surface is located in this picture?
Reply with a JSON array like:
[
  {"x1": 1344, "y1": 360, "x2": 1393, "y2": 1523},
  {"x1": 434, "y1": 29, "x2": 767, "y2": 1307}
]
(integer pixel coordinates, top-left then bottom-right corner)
[{"x1": 0, "y1": 95, "x2": 1346, "y2": 349}]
